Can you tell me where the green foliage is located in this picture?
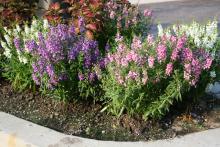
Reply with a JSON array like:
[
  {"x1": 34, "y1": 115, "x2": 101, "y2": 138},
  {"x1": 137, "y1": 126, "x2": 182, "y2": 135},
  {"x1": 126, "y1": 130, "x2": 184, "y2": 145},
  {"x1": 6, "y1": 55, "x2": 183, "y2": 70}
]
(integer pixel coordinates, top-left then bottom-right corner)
[
  {"x1": 143, "y1": 70, "x2": 187, "y2": 119},
  {"x1": 2, "y1": 56, "x2": 34, "y2": 91}
]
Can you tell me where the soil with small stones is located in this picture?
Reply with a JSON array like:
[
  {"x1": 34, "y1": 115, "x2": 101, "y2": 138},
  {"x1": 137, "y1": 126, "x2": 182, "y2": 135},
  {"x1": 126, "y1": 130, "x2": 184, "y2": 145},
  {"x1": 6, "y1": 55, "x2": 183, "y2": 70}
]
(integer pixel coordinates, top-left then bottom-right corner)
[{"x1": 0, "y1": 79, "x2": 220, "y2": 141}]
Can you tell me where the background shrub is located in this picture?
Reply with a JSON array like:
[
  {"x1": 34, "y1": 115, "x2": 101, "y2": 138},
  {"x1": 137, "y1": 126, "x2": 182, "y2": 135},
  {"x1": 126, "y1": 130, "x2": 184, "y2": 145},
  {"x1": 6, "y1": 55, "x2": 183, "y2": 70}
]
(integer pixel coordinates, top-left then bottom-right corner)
[
  {"x1": 44, "y1": 0, "x2": 152, "y2": 48},
  {"x1": 0, "y1": 0, "x2": 39, "y2": 27}
]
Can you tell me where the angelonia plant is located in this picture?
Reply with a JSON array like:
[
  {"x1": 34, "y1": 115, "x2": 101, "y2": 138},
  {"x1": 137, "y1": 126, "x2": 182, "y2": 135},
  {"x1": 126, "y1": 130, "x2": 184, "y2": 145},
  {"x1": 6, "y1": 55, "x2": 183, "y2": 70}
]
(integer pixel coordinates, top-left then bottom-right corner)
[
  {"x1": 0, "y1": 18, "x2": 102, "y2": 100},
  {"x1": 30, "y1": 22, "x2": 102, "y2": 100},
  {"x1": 0, "y1": 18, "x2": 49, "y2": 90},
  {"x1": 101, "y1": 21, "x2": 218, "y2": 119}
]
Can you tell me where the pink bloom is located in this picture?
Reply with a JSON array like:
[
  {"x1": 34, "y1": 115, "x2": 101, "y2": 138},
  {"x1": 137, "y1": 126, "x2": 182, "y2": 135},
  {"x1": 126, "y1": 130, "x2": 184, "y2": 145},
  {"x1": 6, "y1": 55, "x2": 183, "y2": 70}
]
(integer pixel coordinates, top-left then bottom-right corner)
[
  {"x1": 147, "y1": 34, "x2": 154, "y2": 45},
  {"x1": 131, "y1": 37, "x2": 142, "y2": 50},
  {"x1": 171, "y1": 48, "x2": 179, "y2": 61},
  {"x1": 203, "y1": 57, "x2": 213, "y2": 69},
  {"x1": 183, "y1": 48, "x2": 193, "y2": 61},
  {"x1": 157, "y1": 44, "x2": 167, "y2": 63},
  {"x1": 170, "y1": 35, "x2": 177, "y2": 43},
  {"x1": 184, "y1": 71, "x2": 191, "y2": 81},
  {"x1": 121, "y1": 58, "x2": 128, "y2": 67},
  {"x1": 131, "y1": 51, "x2": 139, "y2": 62},
  {"x1": 143, "y1": 9, "x2": 152, "y2": 17},
  {"x1": 184, "y1": 63, "x2": 191, "y2": 81},
  {"x1": 78, "y1": 73, "x2": 84, "y2": 81},
  {"x1": 118, "y1": 43, "x2": 126, "y2": 52},
  {"x1": 115, "y1": 33, "x2": 123, "y2": 42},
  {"x1": 176, "y1": 36, "x2": 186, "y2": 49},
  {"x1": 148, "y1": 56, "x2": 155, "y2": 68},
  {"x1": 189, "y1": 79, "x2": 197, "y2": 86},
  {"x1": 126, "y1": 71, "x2": 138, "y2": 80},
  {"x1": 165, "y1": 63, "x2": 173, "y2": 76},
  {"x1": 117, "y1": 76, "x2": 124, "y2": 85},
  {"x1": 184, "y1": 63, "x2": 191, "y2": 73},
  {"x1": 110, "y1": 11, "x2": 116, "y2": 19},
  {"x1": 142, "y1": 70, "x2": 148, "y2": 85},
  {"x1": 107, "y1": 53, "x2": 114, "y2": 63}
]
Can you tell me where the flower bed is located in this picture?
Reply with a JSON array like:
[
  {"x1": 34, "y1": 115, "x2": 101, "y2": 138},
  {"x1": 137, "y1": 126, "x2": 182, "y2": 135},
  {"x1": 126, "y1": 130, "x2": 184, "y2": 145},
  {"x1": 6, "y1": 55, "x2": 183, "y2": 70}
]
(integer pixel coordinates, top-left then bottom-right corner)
[{"x1": 0, "y1": 0, "x2": 220, "y2": 140}]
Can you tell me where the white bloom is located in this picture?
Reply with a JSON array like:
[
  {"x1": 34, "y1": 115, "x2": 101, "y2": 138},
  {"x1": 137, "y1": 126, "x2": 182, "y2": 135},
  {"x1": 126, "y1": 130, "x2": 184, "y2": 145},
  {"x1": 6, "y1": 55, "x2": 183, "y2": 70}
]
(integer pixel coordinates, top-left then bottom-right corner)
[
  {"x1": 1, "y1": 41, "x2": 11, "y2": 58},
  {"x1": 165, "y1": 29, "x2": 171, "y2": 38},
  {"x1": 210, "y1": 71, "x2": 216, "y2": 78},
  {"x1": 157, "y1": 24, "x2": 164, "y2": 37},
  {"x1": 1, "y1": 41, "x2": 7, "y2": 48},
  {"x1": 24, "y1": 24, "x2": 30, "y2": 35},
  {"x1": 32, "y1": 19, "x2": 37, "y2": 27},
  {"x1": 43, "y1": 19, "x2": 49, "y2": 28},
  {"x1": 3, "y1": 48, "x2": 11, "y2": 58},
  {"x1": 16, "y1": 24, "x2": 21, "y2": 33},
  {"x1": 16, "y1": 50, "x2": 27, "y2": 64},
  {"x1": 4, "y1": 34, "x2": 12, "y2": 45}
]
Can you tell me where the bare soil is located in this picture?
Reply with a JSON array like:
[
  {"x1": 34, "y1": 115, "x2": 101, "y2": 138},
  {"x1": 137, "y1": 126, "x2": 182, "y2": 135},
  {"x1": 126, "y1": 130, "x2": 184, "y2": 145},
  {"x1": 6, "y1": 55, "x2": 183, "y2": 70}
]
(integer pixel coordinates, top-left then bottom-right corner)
[{"x1": 0, "y1": 79, "x2": 220, "y2": 141}]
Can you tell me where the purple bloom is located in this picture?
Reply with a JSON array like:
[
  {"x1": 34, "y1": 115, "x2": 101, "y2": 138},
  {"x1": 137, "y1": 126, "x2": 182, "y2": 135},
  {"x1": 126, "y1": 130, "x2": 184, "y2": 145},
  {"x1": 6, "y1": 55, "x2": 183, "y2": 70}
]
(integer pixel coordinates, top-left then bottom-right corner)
[
  {"x1": 78, "y1": 73, "x2": 84, "y2": 81},
  {"x1": 182, "y1": 48, "x2": 193, "y2": 61},
  {"x1": 68, "y1": 25, "x2": 75, "y2": 35},
  {"x1": 25, "y1": 40, "x2": 38, "y2": 52},
  {"x1": 46, "y1": 64, "x2": 55, "y2": 77},
  {"x1": 78, "y1": 16, "x2": 85, "y2": 32},
  {"x1": 88, "y1": 72, "x2": 96, "y2": 82},
  {"x1": 14, "y1": 38, "x2": 21, "y2": 50},
  {"x1": 32, "y1": 73, "x2": 40, "y2": 85}
]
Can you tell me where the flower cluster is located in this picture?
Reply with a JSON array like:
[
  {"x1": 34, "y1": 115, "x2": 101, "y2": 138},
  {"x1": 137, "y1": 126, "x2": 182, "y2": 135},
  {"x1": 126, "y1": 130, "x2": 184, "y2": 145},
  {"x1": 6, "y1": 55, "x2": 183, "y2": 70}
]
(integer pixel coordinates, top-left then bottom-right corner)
[
  {"x1": 29, "y1": 24, "x2": 100, "y2": 89},
  {"x1": 103, "y1": 0, "x2": 152, "y2": 38},
  {"x1": 1, "y1": 18, "x2": 49, "y2": 64},
  {"x1": 104, "y1": 31, "x2": 214, "y2": 87},
  {"x1": 160, "y1": 20, "x2": 218, "y2": 56}
]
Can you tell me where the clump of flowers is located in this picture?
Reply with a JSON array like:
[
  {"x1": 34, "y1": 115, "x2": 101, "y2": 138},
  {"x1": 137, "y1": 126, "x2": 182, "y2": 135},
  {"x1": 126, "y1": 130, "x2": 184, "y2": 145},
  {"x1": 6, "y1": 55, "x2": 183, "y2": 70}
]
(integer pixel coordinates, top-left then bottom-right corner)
[
  {"x1": 27, "y1": 22, "x2": 101, "y2": 100},
  {"x1": 101, "y1": 30, "x2": 215, "y2": 119},
  {"x1": 160, "y1": 20, "x2": 218, "y2": 57},
  {"x1": 102, "y1": 0, "x2": 152, "y2": 42},
  {"x1": 0, "y1": 18, "x2": 49, "y2": 90}
]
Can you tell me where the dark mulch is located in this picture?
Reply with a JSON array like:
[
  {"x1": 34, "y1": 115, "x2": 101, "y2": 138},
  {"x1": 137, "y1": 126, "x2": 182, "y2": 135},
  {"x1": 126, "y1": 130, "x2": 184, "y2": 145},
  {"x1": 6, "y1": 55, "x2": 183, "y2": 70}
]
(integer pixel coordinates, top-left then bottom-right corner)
[{"x1": 0, "y1": 78, "x2": 219, "y2": 141}]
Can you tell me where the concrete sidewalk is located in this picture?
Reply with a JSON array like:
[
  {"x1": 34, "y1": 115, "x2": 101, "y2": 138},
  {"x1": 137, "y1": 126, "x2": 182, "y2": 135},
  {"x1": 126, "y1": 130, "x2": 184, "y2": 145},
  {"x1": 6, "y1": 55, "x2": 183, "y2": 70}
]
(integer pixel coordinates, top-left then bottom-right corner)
[{"x1": 0, "y1": 112, "x2": 219, "y2": 147}]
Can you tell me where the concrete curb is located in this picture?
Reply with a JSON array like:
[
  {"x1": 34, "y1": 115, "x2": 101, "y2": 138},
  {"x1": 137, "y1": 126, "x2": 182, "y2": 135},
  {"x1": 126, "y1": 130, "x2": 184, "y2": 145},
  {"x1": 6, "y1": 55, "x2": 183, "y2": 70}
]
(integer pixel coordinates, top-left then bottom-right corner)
[{"x1": 0, "y1": 112, "x2": 220, "y2": 147}]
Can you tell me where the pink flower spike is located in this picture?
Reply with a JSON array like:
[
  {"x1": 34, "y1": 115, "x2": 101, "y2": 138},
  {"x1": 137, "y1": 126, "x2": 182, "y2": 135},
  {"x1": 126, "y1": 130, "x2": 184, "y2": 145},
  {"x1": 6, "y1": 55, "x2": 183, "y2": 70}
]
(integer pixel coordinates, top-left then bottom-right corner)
[
  {"x1": 203, "y1": 57, "x2": 213, "y2": 69},
  {"x1": 148, "y1": 56, "x2": 155, "y2": 68},
  {"x1": 156, "y1": 44, "x2": 167, "y2": 63},
  {"x1": 165, "y1": 63, "x2": 173, "y2": 76},
  {"x1": 147, "y1": 34, "x2": 154, "y2": 45},
  {"x1": 144, "y1": 9, "x2": 152, "y2": 17}
]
